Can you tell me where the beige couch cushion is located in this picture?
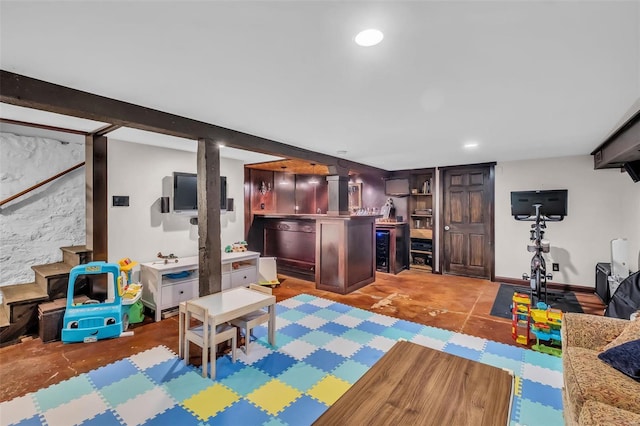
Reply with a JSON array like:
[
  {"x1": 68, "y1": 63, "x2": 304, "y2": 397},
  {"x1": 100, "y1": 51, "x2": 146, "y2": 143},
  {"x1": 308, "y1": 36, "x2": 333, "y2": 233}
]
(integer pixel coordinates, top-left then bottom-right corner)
[
  {"x1": 579, "y1": 400, "x2": 640, "y2": 426},
  {"x1": 563, "y1": 346, "x2": 640, "y2": 415},
  {"x1": 602, "y1": 315, "x2": 640, "y2": 351}
]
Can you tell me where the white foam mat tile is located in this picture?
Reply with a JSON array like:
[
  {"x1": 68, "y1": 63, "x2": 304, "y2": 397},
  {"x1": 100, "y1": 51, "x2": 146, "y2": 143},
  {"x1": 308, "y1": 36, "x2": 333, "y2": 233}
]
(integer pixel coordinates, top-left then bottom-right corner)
[
  {"x1": 332, "y1": 314, "x2": 364, "y2": 328},
  {"x1": 279, "y1": 339, "x2": 319, "y2": 360},
  {"x1": 296, "y1": 314, "x2": 328, "y2": 330},
  {"x1": 0, "y1": 395, "x2": 37, "y2": 426},
  {"x1": 522, "y1": 364, "x2": 563, "y2": 388},
  {"x1": 366, "y1": 313, "x2": 398, "y2": 326},
  {"x1": 42, "y1": 392, "x2": 107, "y2": 426},
  {"x1": 324, "y1": 337, "x2": 363, "y2": 358},
  {"x1": 447, "y1": 333, "x2": 487, "y2": 351},
  {"x1": 410, "y1": 334, "x2": 447, "y2": 351},
  {"x1": 308, "y1": 297, "x2": 334, "y2": 308},
  {"x1": 115, "y1": 387, "x2": 175, "y2": 426},
  {"x1": 367, "y1": 335, "x2": 397, "y2": 352},
  {"x1": 275, "y1": 317, "x2": 293, "y2": 330},
  {"x1": 278, "y1": 298, "x2": 305, "y2": 309},
  {"x1": 236, "y1": 342, "x2": 273, "y2": 364},
  {"x1": 130, "y1": 346, "x2": 175, "y2": 370}
]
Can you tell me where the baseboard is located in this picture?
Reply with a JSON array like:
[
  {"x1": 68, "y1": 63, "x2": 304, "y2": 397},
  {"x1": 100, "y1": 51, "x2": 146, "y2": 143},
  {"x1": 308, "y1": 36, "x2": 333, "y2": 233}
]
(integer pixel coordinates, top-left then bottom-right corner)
[{"x1": 494, "y1": 276, "x2": 595, "y2": 294}]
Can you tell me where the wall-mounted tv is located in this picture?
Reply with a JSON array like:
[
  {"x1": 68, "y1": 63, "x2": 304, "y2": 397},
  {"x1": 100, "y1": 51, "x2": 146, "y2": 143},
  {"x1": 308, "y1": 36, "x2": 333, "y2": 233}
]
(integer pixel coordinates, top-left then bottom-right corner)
[
  {"x1": 384, "y1": 178, "x2": 410, "y2": 196},
  {"x1": 510, "y1": 189, "x2": 568, "y2": 220},
  {"x1": 172, "y1": 172, "x2": 227, "y2": 215}
]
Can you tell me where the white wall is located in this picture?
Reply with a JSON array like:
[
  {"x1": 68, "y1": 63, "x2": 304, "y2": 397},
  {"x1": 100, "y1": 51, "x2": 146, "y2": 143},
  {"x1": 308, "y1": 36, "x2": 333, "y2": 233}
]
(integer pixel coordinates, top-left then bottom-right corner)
[
  {"x1": 495, "y1": 155, "x2": 639, "y2": 288},
  {"x1": 107, "y1": 139, "x2": 245, "y2": 266},
  {"x1": 0, "y1": 132, "x2": 85, "y2": 286}
]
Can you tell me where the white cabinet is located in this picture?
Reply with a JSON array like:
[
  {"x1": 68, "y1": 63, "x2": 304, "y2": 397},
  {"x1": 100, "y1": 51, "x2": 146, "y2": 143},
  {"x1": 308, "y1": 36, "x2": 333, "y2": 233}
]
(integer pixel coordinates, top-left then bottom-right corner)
[
  {"x1": 141, "y1": 256, "x2": 199, "y2": 322},
  {"x1": 222, "y1": 251, "x2": 259, "y2": 291},
  {"x1": 140, "y1": 252, "x2": 260, "y2": 321}
]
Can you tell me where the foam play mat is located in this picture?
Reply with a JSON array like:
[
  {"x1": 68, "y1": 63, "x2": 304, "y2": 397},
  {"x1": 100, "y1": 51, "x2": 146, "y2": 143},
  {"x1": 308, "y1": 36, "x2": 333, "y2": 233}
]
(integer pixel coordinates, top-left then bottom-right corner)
[{"x1": 0, "y1": 294, "x2": 564, "y2": 425}]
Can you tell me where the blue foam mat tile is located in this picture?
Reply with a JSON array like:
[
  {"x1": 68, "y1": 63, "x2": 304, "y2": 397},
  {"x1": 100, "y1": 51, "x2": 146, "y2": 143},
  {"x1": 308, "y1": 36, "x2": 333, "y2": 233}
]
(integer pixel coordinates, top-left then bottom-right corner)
[
  {"x1": 520, "y1": 379, "x2": 563, "y2": 410},
  {"x1": 34, "y1": 375, "x2": 95, "y2": 412},
  {"x1": 87, "y1": 359, "x2": 139, "y2": 389},
  {"x1": 253, "y1": 352, "x2": 298, "y2": 377},
  {"x1": 393, "y1": 319, "x2": 425, "y2": 334},
  {"x1": 317, "y1": 321, "x2": 350, "y2": 336},
  {"x1": 214, "y1": 356, "x2": 248, "y2": 381},
  {"x1": 442, "y1": 343, "x2": 483, "y2": 361},
  {"x1": 484, "y1": 340, "x2": 526, "y2": 362},
  {"x1": 78, "y1": 410, "x2": 122, "y2": 426},
  {"x1": 302, "y1": 348, "x2": 347, "y2": 372},
  {"x1": 517, "y1": 398, "x2": 564, "y2": 426},
  {"x1": 523, "y1": 350, "x2": 563, "y2": 372},
  {"x1": 295, "y1": 304, "x2": 323, "y2": 315},
  {"x1": 354, "y1": 320, "x2": 388, "y2": 335},
  {"x1": 278, "y1": 394, "x2": 328, "y2": 426},
  {"x1": 143, "y1": 405, "x2": 202, "y2": 425},
  {"x1": 350, "y1": 346, "x2": 384, "y2": 367},
  {"x1": 211, "y1": 399, "x2": 271, "y2": 425},
  {"x1": 279, "y1": 323, "x2": 313, "y2": 339},
  {"x1": 292, "y1": 294, "x2": 317, "y2": 303},
  {"x1": 221, "y1": 366, "x2": 273, "y2": 396},
  {"x1": 163, "y1": 370, "x2": 216, "y2": 402},
  {"x1": 143, "y1": 357, "x2": 193, "y2": 385},
  {"x1": 326, "y1": 302, "x2": 353, "y2": 313}
]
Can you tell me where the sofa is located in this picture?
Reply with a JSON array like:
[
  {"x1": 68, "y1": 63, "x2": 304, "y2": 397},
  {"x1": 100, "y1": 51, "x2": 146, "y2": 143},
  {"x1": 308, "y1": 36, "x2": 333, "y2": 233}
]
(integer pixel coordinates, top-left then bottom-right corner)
[{"x1": 562, "y1": 312, "x2": 640, "y2": 425}]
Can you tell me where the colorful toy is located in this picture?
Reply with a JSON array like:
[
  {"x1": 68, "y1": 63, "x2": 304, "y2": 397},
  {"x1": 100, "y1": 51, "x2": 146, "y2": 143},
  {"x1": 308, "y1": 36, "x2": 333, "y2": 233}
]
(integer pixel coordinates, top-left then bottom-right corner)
[
  {"x1": 257, "y1": 257, "x2": 280, "y2": 288},
  {"x1": 62, "y1": 262, "x2": 125, "y2": 343},
  {"x1": 225, "y1": 241, "x2": 248, "y2": 253},
  {"x1": 511, "y1": 292, "x2": 531, "y2": 345},
  {"x1": 157, "y1": 252, "x2": 179, "y2": 264},
  {"x1": 529, "y1": 302, "x2": 563, "y2": 356}
]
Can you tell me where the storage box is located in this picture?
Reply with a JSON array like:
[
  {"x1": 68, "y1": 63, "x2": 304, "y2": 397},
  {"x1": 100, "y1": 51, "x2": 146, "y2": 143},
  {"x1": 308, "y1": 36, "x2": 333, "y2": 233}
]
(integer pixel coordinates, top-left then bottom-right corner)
[{"x1": 38, "y1": 295, "x2": 89, "y2": 343}]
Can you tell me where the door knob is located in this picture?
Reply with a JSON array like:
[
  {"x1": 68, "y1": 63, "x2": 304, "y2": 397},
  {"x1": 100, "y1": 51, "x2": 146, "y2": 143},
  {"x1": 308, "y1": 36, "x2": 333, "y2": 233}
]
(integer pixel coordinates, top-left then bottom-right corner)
[{"x1": 444, "y1": 225, "x2": 450, "y2": 231}]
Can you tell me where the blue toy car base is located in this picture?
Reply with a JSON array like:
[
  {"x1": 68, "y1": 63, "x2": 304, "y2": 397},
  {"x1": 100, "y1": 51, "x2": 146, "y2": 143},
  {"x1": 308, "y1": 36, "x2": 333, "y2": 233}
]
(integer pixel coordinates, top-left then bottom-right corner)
[{"x1": 62, "y1": 262, "x2": 125, "y2": 343}]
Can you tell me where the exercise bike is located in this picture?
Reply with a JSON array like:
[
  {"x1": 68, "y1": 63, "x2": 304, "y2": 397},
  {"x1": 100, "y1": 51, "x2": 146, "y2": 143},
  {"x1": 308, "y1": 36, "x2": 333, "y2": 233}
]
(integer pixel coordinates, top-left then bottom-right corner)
[{"x1": 521, "y1": 204, "x2": 553, "y2": 304}]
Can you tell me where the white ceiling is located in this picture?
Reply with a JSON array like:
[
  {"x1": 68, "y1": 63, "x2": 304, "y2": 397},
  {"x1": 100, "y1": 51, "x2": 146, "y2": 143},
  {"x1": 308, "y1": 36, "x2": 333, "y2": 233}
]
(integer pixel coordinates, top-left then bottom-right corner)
[{"x1": 1, "y1": 1, "x2": 639, "y2": 170}]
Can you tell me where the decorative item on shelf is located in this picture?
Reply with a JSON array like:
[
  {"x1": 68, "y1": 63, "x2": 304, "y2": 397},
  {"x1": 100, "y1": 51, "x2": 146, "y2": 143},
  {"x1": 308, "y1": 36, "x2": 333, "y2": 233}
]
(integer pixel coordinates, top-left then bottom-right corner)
[
  {"x1": 225, "y1": 241, "x2": 248, "y2": 253},
  {"x1": 379, "y1": 198, "x2": 396, "y2": 222},
  {"x1": 259, "y1": 181, "x2": 272, "y2": 195}
]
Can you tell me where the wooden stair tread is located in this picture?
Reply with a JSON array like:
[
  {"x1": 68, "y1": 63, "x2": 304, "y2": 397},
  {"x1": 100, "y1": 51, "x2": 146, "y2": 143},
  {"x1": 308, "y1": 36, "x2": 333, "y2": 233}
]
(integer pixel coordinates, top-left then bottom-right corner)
[
  {"x1": 0, "y1": 305, "x2": 9, "y2": 328},
  {"x1": 60, "y1": 245, "x2": 91, "y2": 254},
  {"x1": 32, "y1": 262, "x2": 72, "y2": 278},
  {"x1": 1, "y1": 282, "x2": 48, "y2": 305}
]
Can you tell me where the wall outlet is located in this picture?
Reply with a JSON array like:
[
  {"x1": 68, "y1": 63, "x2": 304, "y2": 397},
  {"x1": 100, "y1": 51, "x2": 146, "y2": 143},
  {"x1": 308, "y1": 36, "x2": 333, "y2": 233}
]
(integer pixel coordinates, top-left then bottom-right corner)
[{"x1": 552, "y1": 263, "x2": 559, "y2": 271}]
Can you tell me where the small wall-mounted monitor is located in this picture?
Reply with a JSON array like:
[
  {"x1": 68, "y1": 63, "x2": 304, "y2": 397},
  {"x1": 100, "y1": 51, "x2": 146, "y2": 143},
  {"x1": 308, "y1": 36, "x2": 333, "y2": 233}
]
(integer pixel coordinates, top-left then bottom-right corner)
[
  {"x1": 511, "y1": 189, "x2": 568, "y2": 220},
  {"x1": 172, "y1": 172, "x2": 227, "y2": 215},
  {"x1": 384, "y1": 178, "x2": 410, "y2": 196}
]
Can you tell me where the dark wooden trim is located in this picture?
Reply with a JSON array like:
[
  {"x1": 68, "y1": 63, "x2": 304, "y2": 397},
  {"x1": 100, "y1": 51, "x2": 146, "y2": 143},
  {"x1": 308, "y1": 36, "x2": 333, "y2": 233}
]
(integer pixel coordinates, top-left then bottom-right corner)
[
  {"x1": 94, "y1": 123, "x2": 122, "y2": 137},
  {"x1": 85, "y1": 134, "x2": 108, "y2": 261},
  {"x1": 495, "y1": 276, "x2": 595, "y2": 294},
  {"x1": 591, "y1": 110, "x2": 640, "y2": 169},
  {"x1": 0, "y1": 162, "x2": 84, "y2": 207},
  {"x1": 197, "y1": 138, "x2": 222, "y2": 296},
  {"x1": 0, "y1": 117, "x2": 89, "y2": 135},
  {"x1": 489, "y1": 164, "x2": 495, "y2": 282},
  {"x1": 0, "y1": 70, "x2": 385, "y2": 176},
  {"x1": 438, "y1": 161, "x2": 497, "y2": 171}
]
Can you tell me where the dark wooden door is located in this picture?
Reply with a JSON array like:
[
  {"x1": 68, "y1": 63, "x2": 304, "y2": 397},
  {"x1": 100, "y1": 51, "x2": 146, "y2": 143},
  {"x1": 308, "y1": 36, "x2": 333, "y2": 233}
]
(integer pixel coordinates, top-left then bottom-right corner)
[{"x1": 441, "y1": 165, "x2": 494, "y2": 279}]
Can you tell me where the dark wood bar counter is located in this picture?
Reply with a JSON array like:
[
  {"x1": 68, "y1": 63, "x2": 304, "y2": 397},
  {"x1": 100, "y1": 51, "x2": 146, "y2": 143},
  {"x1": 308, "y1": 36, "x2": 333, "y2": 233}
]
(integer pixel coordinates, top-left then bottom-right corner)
[{"x1": 247, "y1": 214, "x2": 376, "y2": 294}]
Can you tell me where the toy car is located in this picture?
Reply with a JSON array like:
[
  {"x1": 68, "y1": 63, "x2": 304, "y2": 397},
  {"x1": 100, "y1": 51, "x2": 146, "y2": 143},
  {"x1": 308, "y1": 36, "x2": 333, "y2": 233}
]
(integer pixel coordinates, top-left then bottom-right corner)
[{"x1": 62, "y1": 262, "x2": 126, "y2": 343}]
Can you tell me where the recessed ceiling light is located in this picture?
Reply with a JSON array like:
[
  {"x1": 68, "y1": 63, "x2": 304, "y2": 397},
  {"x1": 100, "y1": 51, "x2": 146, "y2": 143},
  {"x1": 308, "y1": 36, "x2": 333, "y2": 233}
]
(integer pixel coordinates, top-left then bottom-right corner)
[
  {"x1": 463, "y1": 142, "x2": 479, "y2": 149},
  {"x1": 355, "y1": 29, "x2": 383, "y2": 47},
  {"x1": 217, "y1": 142, "x2": 226, "y2": 148},
  {"x1": 337, "y1": 150, "x2": 347, "y2": 155}
]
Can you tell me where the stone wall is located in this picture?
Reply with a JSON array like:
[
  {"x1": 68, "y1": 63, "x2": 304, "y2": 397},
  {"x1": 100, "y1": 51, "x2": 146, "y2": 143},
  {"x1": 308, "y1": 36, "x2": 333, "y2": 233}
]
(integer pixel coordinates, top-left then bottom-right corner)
[{"x1": 0, "y1": 132, "x2": 85, "y2": 287}]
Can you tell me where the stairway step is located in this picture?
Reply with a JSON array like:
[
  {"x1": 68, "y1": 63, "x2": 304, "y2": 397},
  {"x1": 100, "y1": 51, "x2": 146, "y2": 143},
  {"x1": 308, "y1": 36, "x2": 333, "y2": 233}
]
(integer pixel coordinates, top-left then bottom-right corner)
[
  {"x1": 0, "y1": 305, "x2": 9, "y2": 328},
  {"x1": 60, "y1": 245, "x2": 92, "y2": 266},
  {"x1": 1, "y1": 282, "x2": 48, "y2": 307},
  {"x1": 32, "y1": 263, "x2": 72, "y2": 300},
  {"x1": 32, "y1": 262, "x2": 72, "y2": 279}
]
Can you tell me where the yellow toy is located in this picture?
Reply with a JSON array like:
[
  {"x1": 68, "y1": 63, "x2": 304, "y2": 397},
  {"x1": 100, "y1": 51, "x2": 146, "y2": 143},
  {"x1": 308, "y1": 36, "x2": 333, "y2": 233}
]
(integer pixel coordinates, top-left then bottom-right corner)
[{"x1": 511, "y1": 292, "x2": 531, "y2": 345}]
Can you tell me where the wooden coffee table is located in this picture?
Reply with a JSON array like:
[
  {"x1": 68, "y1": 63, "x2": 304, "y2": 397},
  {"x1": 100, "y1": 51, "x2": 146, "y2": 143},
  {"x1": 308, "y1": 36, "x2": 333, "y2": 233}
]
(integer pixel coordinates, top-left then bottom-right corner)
[{"x1": 314, "y1": 340, "x2": 513, "y2": 426}]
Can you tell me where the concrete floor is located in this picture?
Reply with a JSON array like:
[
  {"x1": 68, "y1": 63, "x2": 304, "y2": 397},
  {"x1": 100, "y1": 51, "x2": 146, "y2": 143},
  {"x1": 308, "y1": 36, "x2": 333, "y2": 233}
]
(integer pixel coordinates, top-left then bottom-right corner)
[{"x1": 0, "y1": 270, "x2": 604, "y2": 403}]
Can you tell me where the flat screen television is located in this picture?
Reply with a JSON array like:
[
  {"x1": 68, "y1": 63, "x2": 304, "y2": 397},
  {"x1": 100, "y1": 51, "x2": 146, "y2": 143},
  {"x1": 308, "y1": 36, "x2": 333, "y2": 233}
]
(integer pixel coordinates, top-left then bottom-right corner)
[
  {"x1": 172, "y1": 172, "x2": 227, "y2": 215},
  {"x1": 510, "y1": 189, "x2": 568, "y2": 220},
  {"x1": 385, "y1": 178, "x2": 410, "y2": 196}
]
